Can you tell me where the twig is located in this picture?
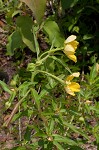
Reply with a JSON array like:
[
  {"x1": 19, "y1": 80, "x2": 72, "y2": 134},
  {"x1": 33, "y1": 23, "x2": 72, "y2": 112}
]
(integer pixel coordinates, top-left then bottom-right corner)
[{"x1": 4, "y1": 90, "x2": 30, "y2": 127}]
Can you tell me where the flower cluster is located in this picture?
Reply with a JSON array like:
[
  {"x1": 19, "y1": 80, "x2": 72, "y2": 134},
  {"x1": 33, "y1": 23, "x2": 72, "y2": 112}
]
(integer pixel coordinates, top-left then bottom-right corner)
[
  {"x1": 64, "y1": 35, "x2": 79, "y2": 63},
  {"x1": 64, "y1": 35, "x2": 80, "y2": 96}
]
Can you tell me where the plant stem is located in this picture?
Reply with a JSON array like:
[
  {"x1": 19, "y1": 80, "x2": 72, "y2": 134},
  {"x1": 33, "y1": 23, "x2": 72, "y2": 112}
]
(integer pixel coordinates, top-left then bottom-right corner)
[
  {"x1": 37, "y1": 70, "x2": 65, "y2": 85},
  {"x1": 39, "y1": 47, "x2": 64, "y2": 60},
  {"x1": 4, "y1": 89, "x2": 30, "y2": 127}
]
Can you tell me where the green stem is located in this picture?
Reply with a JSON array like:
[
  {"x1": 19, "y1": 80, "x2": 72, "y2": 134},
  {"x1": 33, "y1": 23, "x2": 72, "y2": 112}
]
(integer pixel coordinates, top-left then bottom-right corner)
[
  {"x1": 37, "y1": 70, "x2": 65, "y2": 85},
  {"x1": 36, "y1": 55, "x2": 49, "y2": 65},
  {"x1": 4, "y1": 89, "x2": 30, "y2": 127},
  {"x1": 39, "y1": 47, "x2": 64, "y2": 60}
]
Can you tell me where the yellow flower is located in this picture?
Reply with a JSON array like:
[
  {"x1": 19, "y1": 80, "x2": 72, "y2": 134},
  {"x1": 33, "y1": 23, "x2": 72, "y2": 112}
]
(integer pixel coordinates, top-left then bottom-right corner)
[
  {"x1": 65, "y1": 72, "x2": 80, "y2": 96},
  {"x1": 64, "y1": 35, "x2": 79, "y2": 63},
  {"x1": 96, "y1": 63, "x2": 99, "y2": 73}
]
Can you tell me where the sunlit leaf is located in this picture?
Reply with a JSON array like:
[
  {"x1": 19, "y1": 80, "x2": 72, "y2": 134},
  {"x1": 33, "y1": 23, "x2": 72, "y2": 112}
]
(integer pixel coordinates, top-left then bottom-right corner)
[
  {"x1": 20, "y1": 0, "x2": 46, "y2": 25},
  {"x1": 43, "y1": 20, "x2": 65, "y2": 47}
]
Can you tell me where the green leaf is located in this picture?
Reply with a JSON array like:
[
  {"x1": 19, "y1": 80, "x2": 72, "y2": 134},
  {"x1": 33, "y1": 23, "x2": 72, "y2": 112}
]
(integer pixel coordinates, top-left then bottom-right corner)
[
  {"x1": 12, "y1": 112, "x2": 22, "y2": 122},
  {"x1": 89, "y1": 63, "x2": 98, "y2": 83},
  {"x1": 61, "y1": 0, "x2": 79, "y2": 9},
  {"x1": 53, "y1": 134, "x2": 77, "y2": 146},
  {"x1": 97, "y1": 0, "x2": 99, "y2": 3},
  {"x1": 33, "y1": 26, "x2": 40, "y2": 57},
  {"x1": 69, "y1": 146, "x2": 84, "y2": 150},
  {"x1": 0, "y1": 80, "x2": 12, "y2": 94},
  {"x1": 53, "y1": 141, "x2": 64, "y2": 150},
  {"x1": 43, "y1": 20, "x2": 65, "y2": 47},
  {"x1": 7, "y1": 30, "x2": 24, "y2": 56},
  {"x1": 16, "y1": 16, "x2": 35, "y2": 52},
  {"x1": 47, "y1": 76, "x2": 56, "y2": 88},
  {"x1": 5, "y1": 90, "x2": 16, "y2": 109},
  {"x1": 49, "y1": 119, "x2": 54, "y2": 133},
  {"x1": 20, "y1": 0, "x2": 46, "y2": 25},
  {"x1": 62, "y1": 120, "x2": 89, "y2": 140},
  {"x1": 19, "y1": 81, "x2": 34, "y2": 97},
  {"x1": 31, "y1": 88, "x2": 40, "y2": 108},
  {"x1": 27, "y1": 63, "x2": 36, "y2": 72},
  {"x1": 12, "y1": 10, "x2": 22, "y2": 18},
  {"x1": 11, "y1": 146, "x2": 26, "y2": 150},
  {"x1": 83, "y1": 34, "x2": 94, "y2": 40},
  {"x1": 24, "y1": 127, "x2": 31, "y2": 142},
  {"x1": 50, "y1": 56, "x2": 71, "y2": 73},
  {"x1": 38, "y1": 89, "x2": 48, "y2": 100}
]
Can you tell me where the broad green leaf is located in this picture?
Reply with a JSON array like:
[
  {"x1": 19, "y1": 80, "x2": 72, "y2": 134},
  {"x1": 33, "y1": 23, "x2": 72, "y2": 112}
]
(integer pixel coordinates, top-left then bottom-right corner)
[
  {"x1": 61, "y1": 0, "x2": 79, "y2": 9},
  {"x1": 16, "y1": 16, "x2": 35, "y2": 52},
  {"x1": 43, "y1": 20, "x2": 65, "y2": 47},
  {"x1": 20, "y1": 0, "x2": 46, "y2": 25},
  {"x1": 7, "y1": 30, "x2": 24, "y2": 56}
]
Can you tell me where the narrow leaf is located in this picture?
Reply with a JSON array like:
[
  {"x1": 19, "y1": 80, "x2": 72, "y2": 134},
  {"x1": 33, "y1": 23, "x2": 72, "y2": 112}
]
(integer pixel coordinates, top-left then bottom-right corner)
[
  {"x1": 0, "y1": 80, "x2": 12, "y2": 94},
  {"x1": 53, "y1": 141, "x2": 64, "y2": 150},
  {"x1": 53, "y1": 134, "x2": 77, "y2": 146}
]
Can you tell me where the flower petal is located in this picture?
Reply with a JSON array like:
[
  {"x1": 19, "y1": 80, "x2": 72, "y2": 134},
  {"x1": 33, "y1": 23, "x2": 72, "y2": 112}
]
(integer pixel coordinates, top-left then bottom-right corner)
[
  {"x1": 70, "y1": 41, "x2": 79, "y2": 50},
  {"x1": 65, "y1": 35, "x2": 77, "y2": 44},
  {"x1": 64, "y1": 44, "x2": 75, "y2": 55},
  {"x1": 72, "y1": 72, "x2": 80, "y2": 77},
  {"x1": 66, "y1": 75, "x2": 74, "y2": 81},
  {"x1": 68, "y1": 82, "x2": 80, "y2": 92},
  {"x1": 67, "y1": 54, "x2": 77, "y2": 63},
  {"x1": 65, "y1": 86, "x2": 75, "y2": 96},
  {"x1": 66, "y1": 72, "x2": 80, "y2": 82}
]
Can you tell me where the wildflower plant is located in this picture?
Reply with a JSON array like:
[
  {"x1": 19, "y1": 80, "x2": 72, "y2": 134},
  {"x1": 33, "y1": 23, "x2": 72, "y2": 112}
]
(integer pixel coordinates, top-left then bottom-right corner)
[
  {"x1": 4, "y1": 30, "x2": 83, "y2": 149},
  {"x1": 2, "y1": 0, "x2": 98, "y2": 149}
]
